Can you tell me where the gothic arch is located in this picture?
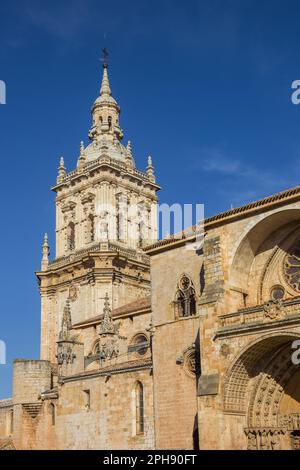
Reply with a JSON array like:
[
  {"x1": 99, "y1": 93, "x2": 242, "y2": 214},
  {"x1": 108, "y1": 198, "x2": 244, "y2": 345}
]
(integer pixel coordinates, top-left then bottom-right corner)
[
  {"x1": 223, "y1": 332, "x2": 300, "y2": 450},
  {"x1": 174, "y1": 273, "x2": 197, "y2": 318},
  {"x1": 223, "y1": 332, "x2": 300, "y2": 414},
  {"x1": 90, "y1": 338, "x2": 100, "y2": 356},
  {"x1": 230, "y1": 209, "x2": 300, "y2": 298},
  {"x1": 247, "y1": 342, "x2": 298, "y2": 428},
  {"x1": 258, "y1": 225, "x2": 300, "y2": 303}
]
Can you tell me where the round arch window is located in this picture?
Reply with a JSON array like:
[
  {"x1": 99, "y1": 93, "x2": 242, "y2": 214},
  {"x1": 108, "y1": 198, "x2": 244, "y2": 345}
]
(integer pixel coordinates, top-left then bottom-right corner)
[
  {"x1": 270, "y1": 285, "x2": 285, "y2": 301},
  {"x1": 132, "y1": 334, "x2": 149, "y2": 356}
]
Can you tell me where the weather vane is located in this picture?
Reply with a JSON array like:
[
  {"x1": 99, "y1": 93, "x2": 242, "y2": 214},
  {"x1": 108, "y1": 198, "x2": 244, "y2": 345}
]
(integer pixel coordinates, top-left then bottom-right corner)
[{"x1": 101, "y1": 47, "x2": 109, "y2": 67}]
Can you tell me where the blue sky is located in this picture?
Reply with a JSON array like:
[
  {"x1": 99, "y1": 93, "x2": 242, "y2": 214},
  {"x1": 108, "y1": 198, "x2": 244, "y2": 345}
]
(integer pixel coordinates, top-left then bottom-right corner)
[{"x1": 1, "y1": 0, "x2": 300, "y2": 397}]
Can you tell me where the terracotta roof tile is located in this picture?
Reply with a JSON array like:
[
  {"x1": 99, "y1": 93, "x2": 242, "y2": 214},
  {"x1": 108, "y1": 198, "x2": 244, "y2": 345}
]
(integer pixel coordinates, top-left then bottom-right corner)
[
  {"x1": 62, "y1": 358, "x2": 152, "y2": 380},
  {"x1": 112, "y1": 296, "x2": 151, "y2": 316},
  {"x1": 145, "y1": 184, "x2": 300, "y2": 252},
  {"x1": 72, "y1": 296, "x2": 151, "y2": 328}
]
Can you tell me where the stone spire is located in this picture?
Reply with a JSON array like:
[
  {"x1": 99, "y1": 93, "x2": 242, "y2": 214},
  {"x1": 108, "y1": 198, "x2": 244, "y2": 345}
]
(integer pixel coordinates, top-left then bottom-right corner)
[
  {"x1": 59, "y1": 299, "x2": 72, "y2": 341},
  {"x1": 147, "y1": 155, "x2": 155, "y2": 181},
  {"x1": 57, "y1": 156, "x2": 66, "y2": 183},
  {"x1": 41, "y1": 233, "x2": 49, "y2": 271},
  {"x1": 89, "y1": 64, "x2": 123, "y2": 143},
  {"x1": 99, "y1": 293, "x2": 117, "y2": 335},
  {"x1": 100, "y1": 64, "x2": 112, "y2": 96},
  {"x1": 77, "y1": 140, "x2": 86, "y2": 169}
]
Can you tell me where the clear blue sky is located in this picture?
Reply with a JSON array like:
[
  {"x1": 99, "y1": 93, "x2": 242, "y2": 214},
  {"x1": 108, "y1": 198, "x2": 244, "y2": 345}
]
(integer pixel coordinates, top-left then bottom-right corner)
[{"x1": 1, "y1": 0, "x2": 300, "y2": 398}]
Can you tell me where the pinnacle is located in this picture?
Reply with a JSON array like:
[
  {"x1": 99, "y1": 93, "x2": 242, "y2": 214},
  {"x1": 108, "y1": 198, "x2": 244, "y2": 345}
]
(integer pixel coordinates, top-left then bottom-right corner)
[{"x1": 100, "y1": 64, "x2": 112, "y2": 96}]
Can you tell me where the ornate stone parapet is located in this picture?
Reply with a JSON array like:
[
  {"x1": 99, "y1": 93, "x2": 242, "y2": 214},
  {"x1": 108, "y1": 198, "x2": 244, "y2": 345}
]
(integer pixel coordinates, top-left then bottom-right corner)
[{"x1": 216, "y1": 297, "x2": 300, "y2": 338}]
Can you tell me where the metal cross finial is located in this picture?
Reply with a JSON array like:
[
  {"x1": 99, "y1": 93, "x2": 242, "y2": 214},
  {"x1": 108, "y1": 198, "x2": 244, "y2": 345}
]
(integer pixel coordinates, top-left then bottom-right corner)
[{"x1": 101, "y1": 47, "x2": 109, "y2": 67}]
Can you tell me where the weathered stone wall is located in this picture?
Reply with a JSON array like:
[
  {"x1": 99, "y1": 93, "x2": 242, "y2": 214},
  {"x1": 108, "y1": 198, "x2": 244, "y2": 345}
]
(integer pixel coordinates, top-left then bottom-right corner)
[
  {"x1": 0, "y1": 400, "x2": 13, "y2": 439},
  {"x1": 39, "y1": 250, "x2": 151, "y2": 363},
  {"x1": 21, "y1": 367, "x2": 154, "y2": 450},
  {"x1": 52, "y1": 369, "x2": 154, "y2": 450},
  {"x1": 12, "y1": 360, "x2": 52, "y2": 449},
  {"x1": 150, "y1": 244, "x2": 202, "y2": 449},
  {"x1": 197, "y1": 204, "x2": 300, "y2": 450},
  {"x1": 5, "y1": 175, "x2": 300, "y2": 450},
  {"x1": 13, "y1": 360, "x2": 52, "y2": 404}
]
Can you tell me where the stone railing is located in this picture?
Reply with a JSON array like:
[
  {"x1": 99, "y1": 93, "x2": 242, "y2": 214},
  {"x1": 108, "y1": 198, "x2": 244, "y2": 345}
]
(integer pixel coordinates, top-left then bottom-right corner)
[
  {"x1": 55, "y1": 154, "x2": 154, "y2": 186},
  {"x1": 49, "y1": 241, "x2": 150, "y2": 269},
  {"x1": 216, "y1": 297, "x2": 300, "y2": 336}
]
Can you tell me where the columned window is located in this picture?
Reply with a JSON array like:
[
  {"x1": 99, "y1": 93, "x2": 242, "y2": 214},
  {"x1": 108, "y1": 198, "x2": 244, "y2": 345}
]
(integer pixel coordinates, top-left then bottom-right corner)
[{"x1": 174, "y1": 274, "x2": 197, "y2": 318}]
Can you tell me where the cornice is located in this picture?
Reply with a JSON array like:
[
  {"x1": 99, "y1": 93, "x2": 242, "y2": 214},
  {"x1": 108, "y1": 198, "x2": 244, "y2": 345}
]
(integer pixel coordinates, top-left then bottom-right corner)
[
  {"x1": 52, "y1": 155, "x2": 161, "y2": 193},
  {"x1": 59, "y1": 359, "x2": 152, "y2": 383},
  {"x1": 36, "y1": 241, "x2": 150, "y2": 276},
  {"x1": 145, "y1": 184, "x2": 300, "y2": 255}
]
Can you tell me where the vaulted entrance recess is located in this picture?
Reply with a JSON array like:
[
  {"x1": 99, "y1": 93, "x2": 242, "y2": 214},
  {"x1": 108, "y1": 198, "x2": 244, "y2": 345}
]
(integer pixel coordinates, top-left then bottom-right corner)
[{"x1": 224, "y1": 334, "x2": 300, "y2": 450}]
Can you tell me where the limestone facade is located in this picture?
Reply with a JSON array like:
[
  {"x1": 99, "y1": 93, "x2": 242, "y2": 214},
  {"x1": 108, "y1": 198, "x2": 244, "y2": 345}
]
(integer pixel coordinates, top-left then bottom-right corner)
[
  {"x1": 1, "y1": 62, "x2": 300, "y2": 450},
  {"x1": 146, "y1": 191, "x2": 300, "y2": 450}
]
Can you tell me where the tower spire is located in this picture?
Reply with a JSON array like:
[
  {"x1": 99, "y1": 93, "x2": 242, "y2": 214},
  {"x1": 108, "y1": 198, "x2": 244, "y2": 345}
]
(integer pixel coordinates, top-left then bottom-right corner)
[
  {"x1": 100, "y1": 63, "x2": 112, "y2": 96},
  {"x1": 89, "y1": 54, "x2": 123, "y2": 143}
]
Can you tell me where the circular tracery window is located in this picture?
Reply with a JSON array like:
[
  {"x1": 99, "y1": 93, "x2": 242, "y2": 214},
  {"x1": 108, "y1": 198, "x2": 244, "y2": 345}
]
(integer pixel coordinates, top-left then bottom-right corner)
[
  {"x1": 179, "y1": 275, "x2": 191, "y2": 291},
  {"x1": 134, "y1": 334, "x2": 148, "y2": 356},
  {"x1": 270, "y1": 285, "x2": 285, "y2": 301},
  {"x1": 284, "y1": 245, "x2": 300, "y2": 292}
]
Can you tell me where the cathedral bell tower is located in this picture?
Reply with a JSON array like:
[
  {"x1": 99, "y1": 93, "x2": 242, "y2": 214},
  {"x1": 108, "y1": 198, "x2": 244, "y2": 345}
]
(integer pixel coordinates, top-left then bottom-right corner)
[{"x1": 36, "y1": 60, "x2": 160, "y2": 363}]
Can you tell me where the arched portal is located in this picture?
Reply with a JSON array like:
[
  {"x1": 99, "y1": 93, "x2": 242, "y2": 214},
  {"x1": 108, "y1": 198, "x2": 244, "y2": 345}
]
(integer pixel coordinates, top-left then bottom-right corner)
[
  {"x1": 230, "y1": 208, "x2": 300, "y2": 296},
  {"x1": 224, "y1": 332, "x2": 300, "y2": 449}
]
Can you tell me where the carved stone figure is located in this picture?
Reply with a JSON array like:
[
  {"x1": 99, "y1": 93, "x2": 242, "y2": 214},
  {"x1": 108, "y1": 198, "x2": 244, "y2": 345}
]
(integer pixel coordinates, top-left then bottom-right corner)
[{"x1": 99, "y1": 210, "x2": 108, "y2": 240}]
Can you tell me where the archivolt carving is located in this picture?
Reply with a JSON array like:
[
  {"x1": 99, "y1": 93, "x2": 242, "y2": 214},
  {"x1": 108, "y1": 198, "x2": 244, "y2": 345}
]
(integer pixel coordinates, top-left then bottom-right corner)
[
  {"x1": 247, "y1": 343, "x2": 298, "y2": 428},
  {"x1": 230, "y1": 210, "x2": 300, "y2": 299},
  {"x1": 223, "y1": 333, "x2": 300, "y2": 414},
  {"x1": 258, "y1": 226, "x2": 300, "y2": 304}
]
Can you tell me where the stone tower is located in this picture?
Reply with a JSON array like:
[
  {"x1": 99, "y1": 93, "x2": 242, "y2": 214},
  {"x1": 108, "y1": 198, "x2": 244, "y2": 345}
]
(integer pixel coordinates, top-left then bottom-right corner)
[{"x1": 37, "y1": 62, "x2": 160, "y2": 363}]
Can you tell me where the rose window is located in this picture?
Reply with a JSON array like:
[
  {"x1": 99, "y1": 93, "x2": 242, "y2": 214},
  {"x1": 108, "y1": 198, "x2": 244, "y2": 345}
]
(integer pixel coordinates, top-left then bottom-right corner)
[{"x1": 284, "y1": 245, "x2": 300, "y2": 292}]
